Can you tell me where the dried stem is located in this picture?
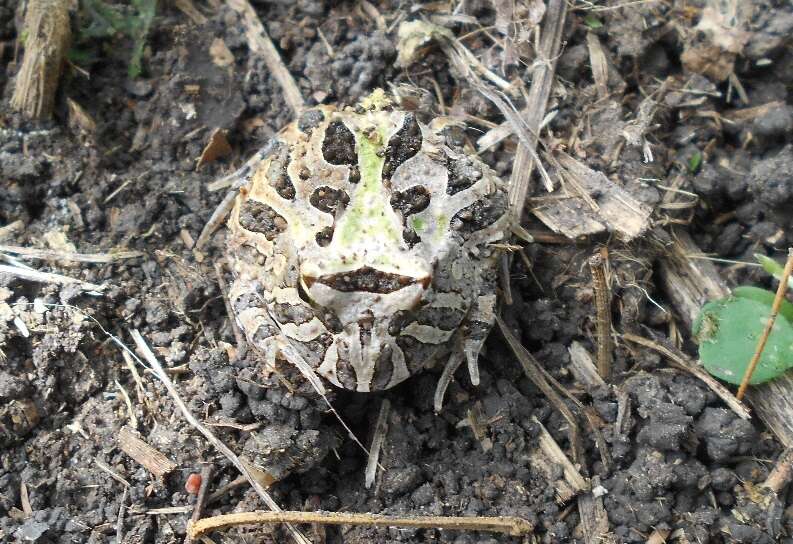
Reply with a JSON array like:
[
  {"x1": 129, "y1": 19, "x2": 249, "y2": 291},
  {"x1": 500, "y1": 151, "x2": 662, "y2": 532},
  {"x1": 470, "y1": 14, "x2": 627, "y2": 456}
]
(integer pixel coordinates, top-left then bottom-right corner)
[
  {"x1": 0, "y1": 244, "x2": 143, "y2": 263},
  {"x1": 622, "y1": 332, "x2": 750, "y2": 420},
  {"x1": 763, "y1": 447, "x2": 793, "y2": 494},
  {"x1": 11, "y1": 0, "x2": 71, "y2": 119},
  {"x1": 189, "y1": 465, "x2": 214, "y2": 528},
  {"x1": 188, "y1": 511, "x2": 533, "y2": 540},
  {"x1": 226, "y1": 0, "x2": 304, "y2": 115},
  {"x1": 364, "y1": 399, "x2": 390, "y2": 489},
  {"x1": 0, "y1": 263, "x2": 105, "y2": 292},
  {"x1": 589, "y1": 250, "x2": 612, "y2": 381},
  {"x1": 736, "y1": 249, "x2": 793, "y2": 400},
  {"x1": 507, "y1": 0, "x2": 567, "y2": 216}
]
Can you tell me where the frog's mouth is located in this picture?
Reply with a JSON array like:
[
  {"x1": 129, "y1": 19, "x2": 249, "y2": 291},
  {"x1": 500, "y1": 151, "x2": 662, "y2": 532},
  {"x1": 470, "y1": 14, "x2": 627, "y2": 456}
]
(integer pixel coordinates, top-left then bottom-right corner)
[{"x1": 301, "y1": 265, "x2": 431, "y2": 294}]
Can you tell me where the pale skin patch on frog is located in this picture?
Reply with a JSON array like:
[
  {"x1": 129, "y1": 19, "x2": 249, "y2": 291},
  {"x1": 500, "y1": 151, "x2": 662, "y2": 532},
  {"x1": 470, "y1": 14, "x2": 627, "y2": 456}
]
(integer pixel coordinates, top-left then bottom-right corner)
[
  {"x1": 401, "y1": 322, "x2": 456, "y2": 344},
  {"x1": 386, "y1": 345, "x2": 411, "y2": 388},
  {"x1": 277, "y1": 319, "x2": 328, "y2": 343},
  {"x1": 317, "y1": 341, "x2": 342, "y2": 387}
]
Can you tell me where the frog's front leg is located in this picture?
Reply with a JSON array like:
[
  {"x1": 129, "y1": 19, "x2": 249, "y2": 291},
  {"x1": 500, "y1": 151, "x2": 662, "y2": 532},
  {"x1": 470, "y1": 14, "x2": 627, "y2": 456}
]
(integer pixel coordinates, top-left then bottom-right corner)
[
  {"x1": 433, "y1": 290, "x2": 498, "y2": 412},
  {"x1": 462, "y1": 291, "x2": 498, "y2": 387}
]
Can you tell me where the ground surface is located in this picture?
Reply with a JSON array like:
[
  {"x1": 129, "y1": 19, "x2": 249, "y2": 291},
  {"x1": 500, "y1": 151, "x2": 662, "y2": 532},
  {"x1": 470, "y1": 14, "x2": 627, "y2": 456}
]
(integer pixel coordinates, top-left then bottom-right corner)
[{"x1": 2, "y1": 1, "x2": 793, "y2": 543}]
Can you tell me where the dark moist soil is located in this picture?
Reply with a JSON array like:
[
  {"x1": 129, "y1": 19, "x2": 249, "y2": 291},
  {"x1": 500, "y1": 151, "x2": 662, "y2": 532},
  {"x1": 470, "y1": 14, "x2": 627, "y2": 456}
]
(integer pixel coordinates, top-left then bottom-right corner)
[{"x1": 2, "y1": 1, "x2": 793, "y2": 543}]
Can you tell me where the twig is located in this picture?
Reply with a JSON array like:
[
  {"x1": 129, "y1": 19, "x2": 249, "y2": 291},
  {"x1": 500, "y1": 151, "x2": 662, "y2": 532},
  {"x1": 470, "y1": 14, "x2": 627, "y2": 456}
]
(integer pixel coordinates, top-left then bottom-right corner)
[
  {"x1": 622, "y1": 332, "x2": 751, "y2": 420},
  {"x1": 0, "y1": 244, "x2": 144, "y2": 263},
  {"x1": 365, "y1": 399, "x2": 390, "y2": 489},
  {"x1": 195, "y1": 190, "x2": 238, "y2": 250},
  {"x1": 0, "y1": 264, "x2": 105, "y2": 292},
  {"x1": 589, "y1": 250, "x2": 612, "y2": 381},
  {"x1": 226, "y1": 0, "x2": 305, "y2": 115},
  {"x1": 496, "y1": 314, "x2": 584, "y2": 464},
  {"x1": 507, "y1": 0, "x2": 567, "y2": 218},
  {"x1": 188, "y1": 464, "x2": 214, "y2": 538},
  {"x1": 20, "y1": 482, "x2": 32, "y2": 517},
  {"x1": 533, "y1": 417, "x2": 590, "y2": 493},
  {"x1": 736, "y1": 249, "x2": 793, "y2": 400},
  {"x1": 188, "y1": 511, "x2": 533, "y2": 539},
  {"x1": 95, "y1": 459, "x2": 132, "y2": 488},
  {"x1": 115, "y1": 379, "x2": 139, "y2": 430},
  {"x1": 214, "y1": 261, "x2": 245, "y2": 348},
  {"x1": 567, "y1": 341, "x2": 607, "y2": 390},
  {"x1": 205, "y1": 475, "x2": 248, "y2": 505},
  {"x1": 763, "y1": 447, "x2": 793, "y2": 494},
  {"x1": 116, "y1": 486, "x2": 129, "y2": 544},
  {"x1": 128, "y1": 329, "x2": 311, "y2": 544}
]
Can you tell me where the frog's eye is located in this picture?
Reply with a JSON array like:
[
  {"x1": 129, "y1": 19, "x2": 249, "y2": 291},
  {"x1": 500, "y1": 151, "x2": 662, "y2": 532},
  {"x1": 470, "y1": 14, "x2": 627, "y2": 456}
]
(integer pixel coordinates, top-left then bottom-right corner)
[
  {"x1": 238, "y1": 199, "x2": 287, "y2": 241},
  {"x1": 322, "y1": 121, "x2": 357, "y2": 165},
  {"x1": 310, "y1": 186, "x2": 350, "y2": 215},
  {"x1": 382, "y1": 113, "x2": 422, "y2": 180}
]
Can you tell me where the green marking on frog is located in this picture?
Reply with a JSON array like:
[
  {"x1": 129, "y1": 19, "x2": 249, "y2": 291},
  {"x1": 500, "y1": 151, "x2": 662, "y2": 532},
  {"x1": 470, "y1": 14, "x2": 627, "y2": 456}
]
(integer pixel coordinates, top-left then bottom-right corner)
[{"x1": 336, "y1": 123, "x2": 403, "y2": 251}]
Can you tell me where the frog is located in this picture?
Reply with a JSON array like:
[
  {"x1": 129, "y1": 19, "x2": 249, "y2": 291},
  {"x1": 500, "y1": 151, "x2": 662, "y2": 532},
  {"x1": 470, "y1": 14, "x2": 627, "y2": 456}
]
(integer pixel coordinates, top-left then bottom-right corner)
[{"x1": 224, "y1": 90, "x2": 508, "y2": 399}]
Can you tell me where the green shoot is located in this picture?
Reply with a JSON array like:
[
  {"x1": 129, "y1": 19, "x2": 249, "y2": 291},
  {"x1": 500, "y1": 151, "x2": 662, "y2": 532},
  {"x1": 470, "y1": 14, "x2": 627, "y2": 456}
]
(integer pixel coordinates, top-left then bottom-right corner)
[
  {"x1": 756, "y1": 254, "x2": 793, "y2": 289},
  {"x1": 74, "y1": 0, "x2": 157, "y2": 78},
  {"x1": 687, "y1": 151, "x2": 702, "y2": 175}
]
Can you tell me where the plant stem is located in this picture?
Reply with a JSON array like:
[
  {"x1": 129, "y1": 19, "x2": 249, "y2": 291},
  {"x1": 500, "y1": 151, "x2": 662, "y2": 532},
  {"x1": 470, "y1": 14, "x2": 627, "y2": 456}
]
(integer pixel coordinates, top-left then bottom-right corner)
[{"x1": 736, "y1": 249, "x2": 793, "y2": 400}]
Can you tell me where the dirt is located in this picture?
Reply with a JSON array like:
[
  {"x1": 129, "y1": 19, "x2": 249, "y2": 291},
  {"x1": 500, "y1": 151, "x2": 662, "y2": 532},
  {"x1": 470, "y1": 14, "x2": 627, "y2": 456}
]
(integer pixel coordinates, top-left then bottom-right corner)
[{"x1": 2, "y1": 1, "x2": 793, "y2": 543}]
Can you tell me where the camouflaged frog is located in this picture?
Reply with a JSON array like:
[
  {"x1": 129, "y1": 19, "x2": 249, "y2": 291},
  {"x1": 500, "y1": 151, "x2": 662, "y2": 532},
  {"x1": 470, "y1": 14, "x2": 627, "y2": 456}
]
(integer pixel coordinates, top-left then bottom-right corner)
[{"x1": 225, "y1": 91, "x2": 508, "y2": 397}]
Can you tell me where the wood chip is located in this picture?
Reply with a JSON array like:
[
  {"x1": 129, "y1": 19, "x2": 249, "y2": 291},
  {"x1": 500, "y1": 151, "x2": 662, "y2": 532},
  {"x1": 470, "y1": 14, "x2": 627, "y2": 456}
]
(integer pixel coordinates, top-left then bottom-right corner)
[
  {"x1": 531, "y1": 416, "x2": 589, "y2": 503},
  {"x1": 209, "y1": 38, "x2": 235, "y2": 67},
  {"x1": 118, "y1": 425, "x2": 177, "y2": 478},
  {"x1": 197, "y1": 129, "x2": 233, "y2": 168},
  {"x1": 67, "y1": 97, "x2": 97, "y2": 135},
  {"x1": 577, "y1": 478, "x2": 613, "y2": 544},
  {"x1": 567, "y1": 341, "x2": 606, "y2": 390},
  {"x1": 0, "y1": 220, "x2": 24, "y2": 242},
  {"x1": 533, "y1": 152, "x2": 652, "y2": 241}
]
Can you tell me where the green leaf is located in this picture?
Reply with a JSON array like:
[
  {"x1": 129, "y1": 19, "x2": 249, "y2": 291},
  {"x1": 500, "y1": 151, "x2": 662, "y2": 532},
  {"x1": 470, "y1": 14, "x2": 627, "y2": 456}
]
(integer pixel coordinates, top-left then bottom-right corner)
[
  {"x1": 756, "y1": 253, "x2": 793, "y2": 289},
  {"x1": 688, "y1": 151, "x2": 702, "y2": 174},
  {"x1": 583, "y1": 14, "x2": 603, "y2": 29},
  {"x1": 74, "y1": 0, "x2": 157, "y2": 78},
  {"x1": 733, "y1": 285, "x2": 793, "y2": 324},
  {"x1": 693, "y1": 291, "x2": 793, "y2": 385}
]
